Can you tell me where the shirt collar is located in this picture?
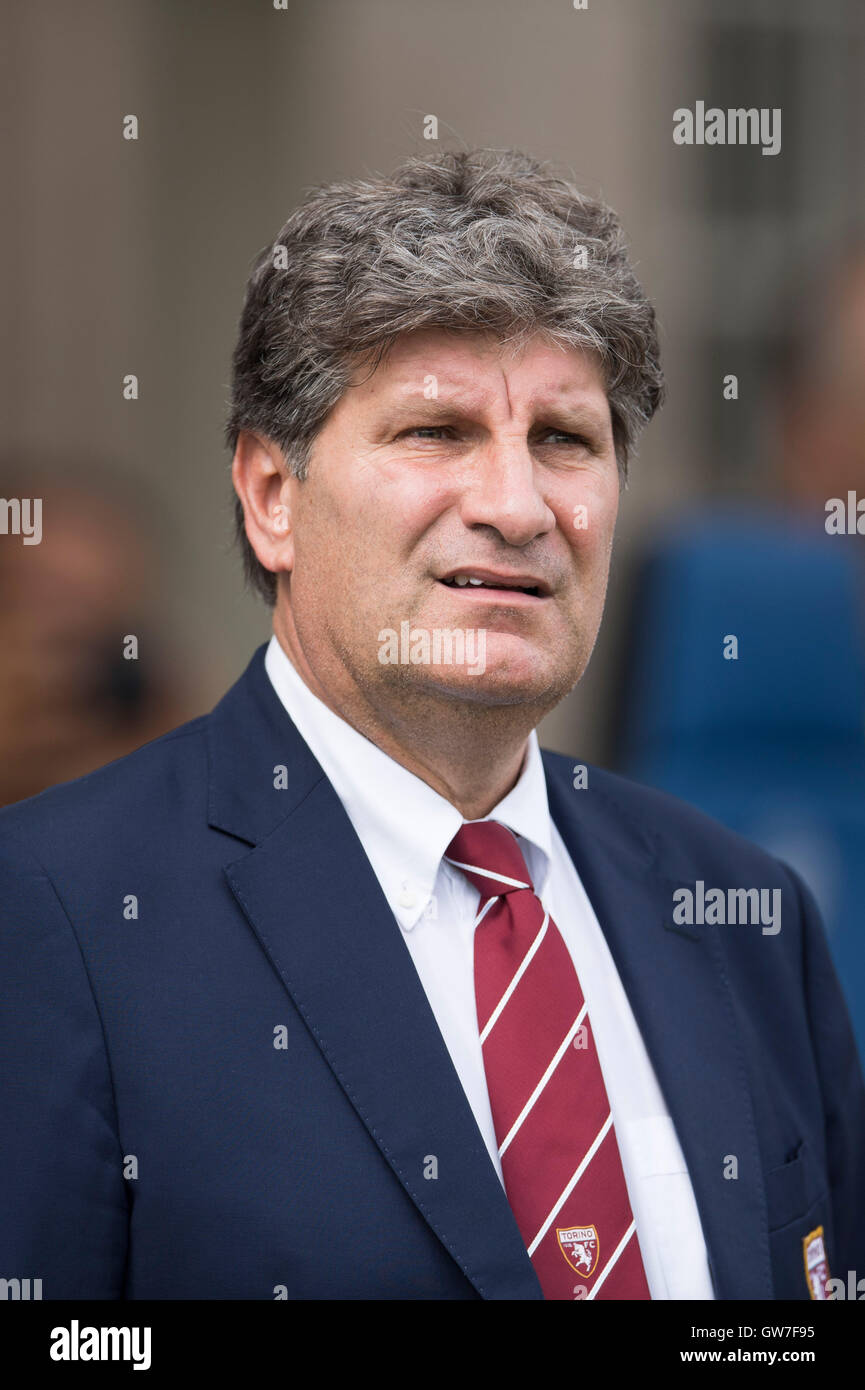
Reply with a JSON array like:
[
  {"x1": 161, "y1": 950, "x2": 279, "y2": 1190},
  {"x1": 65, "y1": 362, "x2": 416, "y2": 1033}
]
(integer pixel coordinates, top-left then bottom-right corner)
[{"x1": 264, "y1": 634, "x2": 553, "y2": 928}]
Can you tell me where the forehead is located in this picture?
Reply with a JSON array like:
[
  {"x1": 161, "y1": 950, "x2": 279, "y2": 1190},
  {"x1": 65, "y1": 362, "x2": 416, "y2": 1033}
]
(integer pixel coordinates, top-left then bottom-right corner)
[{"x1": 349, "y1": 327, "x2": 609, "y2": 413}]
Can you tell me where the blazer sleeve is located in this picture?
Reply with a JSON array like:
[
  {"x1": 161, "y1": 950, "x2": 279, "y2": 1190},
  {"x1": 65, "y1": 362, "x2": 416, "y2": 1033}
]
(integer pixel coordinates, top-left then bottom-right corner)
[
  {"x1": 790, "y1": 860, "x2": 865, "y2": 1273},
  {"x1": 0, "y1": 835, "x2": 129, "y2": 1298}
]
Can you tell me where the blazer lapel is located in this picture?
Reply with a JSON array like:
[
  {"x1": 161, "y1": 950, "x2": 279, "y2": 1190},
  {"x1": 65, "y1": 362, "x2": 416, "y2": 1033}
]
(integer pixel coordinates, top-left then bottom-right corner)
[
  {"x1": 544, "y1": 757, "x2": 773, "y2": 1300},
  {"x1": 207, "y1": 646, "x2": 542, "y2": 1300}
]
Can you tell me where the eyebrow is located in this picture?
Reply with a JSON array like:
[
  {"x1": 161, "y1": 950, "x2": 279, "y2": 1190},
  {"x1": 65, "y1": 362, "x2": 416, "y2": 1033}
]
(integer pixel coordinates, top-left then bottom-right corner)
[{"x1": 377, "y1": 395, "x2": 611, "y2": 435}]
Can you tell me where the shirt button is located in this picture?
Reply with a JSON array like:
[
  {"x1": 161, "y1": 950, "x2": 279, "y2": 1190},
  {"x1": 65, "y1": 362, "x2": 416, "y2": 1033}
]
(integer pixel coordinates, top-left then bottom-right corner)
[{"x1": 398, "y1": 888, "x2": 417, "y2": 909}]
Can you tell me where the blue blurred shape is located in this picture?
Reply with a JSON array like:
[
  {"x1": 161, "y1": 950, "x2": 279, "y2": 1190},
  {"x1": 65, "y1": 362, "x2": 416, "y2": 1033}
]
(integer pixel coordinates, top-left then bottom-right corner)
[{"x1": 619, "y1": 507, "x2": 865, "y2": 1064}]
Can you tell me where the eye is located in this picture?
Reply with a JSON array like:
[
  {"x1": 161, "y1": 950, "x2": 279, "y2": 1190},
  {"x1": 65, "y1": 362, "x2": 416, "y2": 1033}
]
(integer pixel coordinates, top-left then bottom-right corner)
[
  {"x1": 538, "y1": 429, "x2": 592, "y2": 447},
  {"x1": 400, "y1": 425, "x2": 454, "y2": 440}
]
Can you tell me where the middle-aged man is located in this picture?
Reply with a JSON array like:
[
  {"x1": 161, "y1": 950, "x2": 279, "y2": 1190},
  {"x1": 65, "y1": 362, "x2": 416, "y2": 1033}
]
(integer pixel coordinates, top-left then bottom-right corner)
[{"x1": 2, "y1": 149, "x2": 864, "y2": 1302}]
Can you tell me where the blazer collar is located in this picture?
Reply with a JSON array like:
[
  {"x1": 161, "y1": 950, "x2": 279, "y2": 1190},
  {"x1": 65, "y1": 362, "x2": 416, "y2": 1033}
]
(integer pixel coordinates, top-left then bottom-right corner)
[{"x1": 206, "y1": 642, "x2": 327, "y2": 845}]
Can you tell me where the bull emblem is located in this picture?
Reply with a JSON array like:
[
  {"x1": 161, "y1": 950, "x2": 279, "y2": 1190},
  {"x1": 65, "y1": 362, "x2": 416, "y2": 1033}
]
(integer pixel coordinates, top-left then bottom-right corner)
[{"x1": 556, "y1": 1225, "x2": 599, "y2": 1277}]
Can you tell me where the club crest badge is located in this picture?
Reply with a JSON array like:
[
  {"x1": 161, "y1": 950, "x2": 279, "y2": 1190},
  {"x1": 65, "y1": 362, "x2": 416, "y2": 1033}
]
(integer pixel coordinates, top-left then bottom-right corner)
[
  {"x1": 557, "y1": 1225, "x2": 599, "y2": 1277},
  {"x1": 802, "y1": 1226, "x2": 830, "y2": 1300}
]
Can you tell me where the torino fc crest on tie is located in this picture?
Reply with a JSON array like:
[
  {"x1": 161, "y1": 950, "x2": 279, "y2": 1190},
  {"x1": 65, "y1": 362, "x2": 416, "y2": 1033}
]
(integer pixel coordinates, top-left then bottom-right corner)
[
  {"x1": 803, "y1": 1226, "x2": 830, "y2": 1300},
  {"x1": 557, "y1": 1226, "x2": 599, "y2": 1277}
]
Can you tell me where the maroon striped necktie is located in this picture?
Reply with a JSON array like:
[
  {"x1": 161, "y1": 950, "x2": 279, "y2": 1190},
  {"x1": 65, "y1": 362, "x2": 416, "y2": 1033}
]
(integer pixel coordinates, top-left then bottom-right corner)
[{"x1": 445, "y1": 819, "x2": 651, "y2": 1300}]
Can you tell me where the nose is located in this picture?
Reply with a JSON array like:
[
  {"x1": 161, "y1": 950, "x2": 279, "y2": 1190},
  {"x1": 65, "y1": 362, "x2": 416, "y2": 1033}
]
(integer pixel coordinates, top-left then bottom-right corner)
[{"x1": 456, "y1": 439, "x2": 556, "y2": 547}]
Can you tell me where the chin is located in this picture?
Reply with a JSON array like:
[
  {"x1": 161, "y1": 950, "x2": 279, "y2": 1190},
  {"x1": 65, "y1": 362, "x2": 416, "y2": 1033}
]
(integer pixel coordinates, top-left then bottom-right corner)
[
  {"x1": 373, "y1": 627, "x2": 587, "y2": 709},
  {"x1": 413, "y1": 658, "x2": 578, "y2": 710}
]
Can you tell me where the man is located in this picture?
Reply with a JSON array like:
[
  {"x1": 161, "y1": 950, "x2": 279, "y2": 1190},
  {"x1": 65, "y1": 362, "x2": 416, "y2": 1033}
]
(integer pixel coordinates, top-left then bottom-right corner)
[{"x1": 1, "y1": 149, "x2": 863, "y2": 1301}]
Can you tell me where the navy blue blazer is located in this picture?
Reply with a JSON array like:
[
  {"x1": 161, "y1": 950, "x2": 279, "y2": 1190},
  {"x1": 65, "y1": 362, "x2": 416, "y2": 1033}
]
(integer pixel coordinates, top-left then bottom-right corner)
[{"x1": 1, "y1": 642, "x2": 863, "y2": 1300}]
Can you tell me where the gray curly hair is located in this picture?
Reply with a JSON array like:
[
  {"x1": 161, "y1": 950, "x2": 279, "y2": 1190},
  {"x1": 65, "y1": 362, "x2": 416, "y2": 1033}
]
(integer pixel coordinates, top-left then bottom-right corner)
[{"x1": 226, "y1": 147, "x2": 664, "y2": 605}]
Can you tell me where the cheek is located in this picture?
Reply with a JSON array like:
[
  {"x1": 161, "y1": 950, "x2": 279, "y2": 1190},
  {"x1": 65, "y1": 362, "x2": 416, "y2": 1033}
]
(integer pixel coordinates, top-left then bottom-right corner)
[
  {"x1": 331, "y1": 459, "x2": 447, "y2": 550},
  {"x1": 296, "y1": 473, "x2": 371, "y2": 568},
  {"x1": 381, "y1": 465, "x2": 453, "y2": 530},
  {"x1": 557, "y1": 477, "x2": 618, "y2": 564}
]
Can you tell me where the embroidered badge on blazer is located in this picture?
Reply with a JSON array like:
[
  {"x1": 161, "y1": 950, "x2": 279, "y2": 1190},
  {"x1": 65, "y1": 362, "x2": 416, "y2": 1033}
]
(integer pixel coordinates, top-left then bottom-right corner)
[{"x1": 803, "y1": 1226, "x2": 830, "y2": 1300}]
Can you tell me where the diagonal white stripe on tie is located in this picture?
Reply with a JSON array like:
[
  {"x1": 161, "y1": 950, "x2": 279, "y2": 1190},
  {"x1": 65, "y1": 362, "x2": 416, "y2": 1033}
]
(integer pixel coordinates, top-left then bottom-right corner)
[
  {"x1": 479, "y1": 912, "x2": 549, "y2": 1045},
  {"x1": 587, "y1": 1220, "x2": 637, "y2": 1300},
  {"x1": 473, "y1": 896, "x2": 497, "y2": 930},
  {"x1": 444, "y1": 857, "x2": 531, "y2": 891},
  {"x1": 527, "y1": 1113, "x2": 613, "y2": 1256},
  {"x1": 498, "y1": 1004, "x2": 588, "y2": 1157}
]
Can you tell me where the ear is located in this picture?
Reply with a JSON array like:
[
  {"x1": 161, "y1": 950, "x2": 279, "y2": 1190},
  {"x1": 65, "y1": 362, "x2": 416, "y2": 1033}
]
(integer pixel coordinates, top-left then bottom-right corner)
[{"x1": 231, "y1": 430, "x2": 296, "y2": 579}]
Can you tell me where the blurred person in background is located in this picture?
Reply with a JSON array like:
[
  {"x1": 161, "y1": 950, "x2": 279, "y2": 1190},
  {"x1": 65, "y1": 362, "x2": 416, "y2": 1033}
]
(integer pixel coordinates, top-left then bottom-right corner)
[
  {"x1": 0, "y1": 466, "x2": 197, "y2": 806},
  {"x1": 771, "y1": 242, "x2": 865, "y2": 520}
]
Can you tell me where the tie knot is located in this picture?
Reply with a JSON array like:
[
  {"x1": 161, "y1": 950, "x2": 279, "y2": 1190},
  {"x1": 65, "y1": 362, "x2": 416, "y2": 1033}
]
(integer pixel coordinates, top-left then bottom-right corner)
[{"x1": 445, "y1": 820, "x2": 534, "y2": 901}]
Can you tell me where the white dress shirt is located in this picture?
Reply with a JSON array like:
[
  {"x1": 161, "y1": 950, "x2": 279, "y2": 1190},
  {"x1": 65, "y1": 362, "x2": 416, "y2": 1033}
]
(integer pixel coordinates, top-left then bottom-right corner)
[{"x1": 264, "y1": 634, "x2": 714, "y2": 1299}]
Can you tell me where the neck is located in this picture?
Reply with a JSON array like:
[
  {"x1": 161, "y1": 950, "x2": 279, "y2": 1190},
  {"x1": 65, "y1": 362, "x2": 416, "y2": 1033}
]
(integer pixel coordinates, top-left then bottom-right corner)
[{"x1": 272, "y1": 614, "x2": 538, "y2": 820}]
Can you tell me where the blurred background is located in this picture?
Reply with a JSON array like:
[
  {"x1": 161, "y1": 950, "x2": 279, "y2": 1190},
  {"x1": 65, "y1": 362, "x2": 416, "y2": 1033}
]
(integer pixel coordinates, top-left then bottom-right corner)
[{"x1": 3, "y1": 0, "x2": 865, "y2": 1056}]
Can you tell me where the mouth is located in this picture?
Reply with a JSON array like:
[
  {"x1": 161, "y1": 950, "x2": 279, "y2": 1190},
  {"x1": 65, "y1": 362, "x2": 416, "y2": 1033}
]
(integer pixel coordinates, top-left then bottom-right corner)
[{"x1": 436, "y1": 568, "x2": 551, "y2": 601}]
